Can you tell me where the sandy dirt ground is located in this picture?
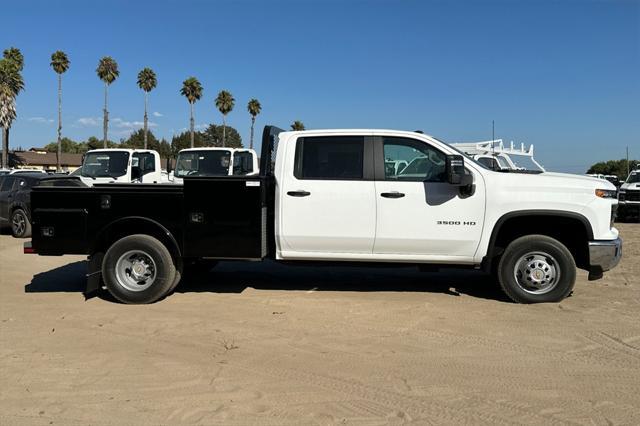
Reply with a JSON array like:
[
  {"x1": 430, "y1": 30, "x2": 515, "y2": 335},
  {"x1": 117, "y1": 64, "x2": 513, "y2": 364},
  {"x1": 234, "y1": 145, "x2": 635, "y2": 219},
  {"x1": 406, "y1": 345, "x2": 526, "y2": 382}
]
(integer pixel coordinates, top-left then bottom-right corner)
[{"x1": 0, "y1": 224, "x2": 639, "y2": 425}]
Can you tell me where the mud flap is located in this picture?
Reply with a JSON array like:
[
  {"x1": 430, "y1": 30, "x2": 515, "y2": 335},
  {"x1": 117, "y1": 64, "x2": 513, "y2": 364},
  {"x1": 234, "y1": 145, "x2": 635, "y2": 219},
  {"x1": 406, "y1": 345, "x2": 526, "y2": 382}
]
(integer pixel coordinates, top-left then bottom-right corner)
[{"x1": 85, "y1": 252, "x2": 104, "y2": 300}]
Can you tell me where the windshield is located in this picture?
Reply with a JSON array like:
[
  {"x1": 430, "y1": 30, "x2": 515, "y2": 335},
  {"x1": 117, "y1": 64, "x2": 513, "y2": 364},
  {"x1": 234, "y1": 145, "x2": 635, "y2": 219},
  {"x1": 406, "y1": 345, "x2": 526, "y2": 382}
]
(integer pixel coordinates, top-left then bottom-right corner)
[
  {"x1": 627, "y1": 173, "x2": 640, "y2": 184},
  {"x1": 175, "y1": 150, "x2": 231, "y2": 177},
  {"x1": 81, "y1": 152, "x2": 129, "y2": 178}
]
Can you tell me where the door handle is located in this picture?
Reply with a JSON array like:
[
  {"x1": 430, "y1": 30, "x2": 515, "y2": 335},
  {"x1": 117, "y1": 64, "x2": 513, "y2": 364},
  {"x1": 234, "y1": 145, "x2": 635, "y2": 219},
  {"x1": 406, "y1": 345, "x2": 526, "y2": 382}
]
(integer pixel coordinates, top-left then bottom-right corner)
[
  {"x1": 380, "y1": 191, "x2": 405, "y2": 199},
  {"x1": 287, "y1": 190, "x2": 311, "y2": 197}
]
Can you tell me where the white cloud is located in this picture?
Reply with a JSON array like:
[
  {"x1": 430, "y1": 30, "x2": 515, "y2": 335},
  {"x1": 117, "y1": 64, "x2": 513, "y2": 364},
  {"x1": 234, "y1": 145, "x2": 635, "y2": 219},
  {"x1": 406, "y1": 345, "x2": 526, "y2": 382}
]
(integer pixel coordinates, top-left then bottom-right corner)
[
  {"x1": 76, "y1": 117, "x2": 101, "y2": 127},
  {"x1": 75, "y1": 116, "x2": 156, "y2": 130},
  {"x1": 28, "y1": 117, "x2": 54, "y2": 124},
  {"x1": 112, "y1": 118, "x2": 157, "y2": 129},
  {"x1": 153, "y1": 111, "x2": 163, "y2": 117}
]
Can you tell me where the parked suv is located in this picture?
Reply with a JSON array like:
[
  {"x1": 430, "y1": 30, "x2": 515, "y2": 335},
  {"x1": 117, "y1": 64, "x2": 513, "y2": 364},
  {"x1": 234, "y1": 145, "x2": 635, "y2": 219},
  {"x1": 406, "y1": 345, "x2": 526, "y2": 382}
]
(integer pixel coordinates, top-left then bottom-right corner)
[{"x1": 0, "y1": 173, "x2": 83, "y2": 238}]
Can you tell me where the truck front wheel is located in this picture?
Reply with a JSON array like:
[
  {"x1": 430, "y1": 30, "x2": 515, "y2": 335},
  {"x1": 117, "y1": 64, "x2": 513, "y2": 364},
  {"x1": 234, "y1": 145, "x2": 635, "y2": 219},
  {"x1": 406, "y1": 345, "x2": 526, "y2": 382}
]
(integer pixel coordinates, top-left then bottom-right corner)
[
  {"x1": 102, "y1": 234, "x2": 176, "y2": 304},
  {"x1": 497, "y1": 235, "x2": 576, "y2": 303}
]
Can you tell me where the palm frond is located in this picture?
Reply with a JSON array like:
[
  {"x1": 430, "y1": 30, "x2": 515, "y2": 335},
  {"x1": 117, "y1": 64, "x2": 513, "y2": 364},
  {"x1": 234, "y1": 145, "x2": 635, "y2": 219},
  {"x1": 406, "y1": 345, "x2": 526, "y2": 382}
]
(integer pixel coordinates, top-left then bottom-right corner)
[
  {"x1": 180, "y1": 77, "x2": 203, "y2": 104},
  {"x1": 215, "y1": 90, "x2": 235, "y2": 115},
  {"x1": 137, "y1": 67, "x2": 157, "y2": 92},
  {"x1": 247, "y1": 98, "x2": 261, "y2": 117},
  {"x1": 96, "y1": 56, "x2": 119, "y2": 85},
  {"x1": 50, "y1": 51, "x2": 70, "y2": 74}
]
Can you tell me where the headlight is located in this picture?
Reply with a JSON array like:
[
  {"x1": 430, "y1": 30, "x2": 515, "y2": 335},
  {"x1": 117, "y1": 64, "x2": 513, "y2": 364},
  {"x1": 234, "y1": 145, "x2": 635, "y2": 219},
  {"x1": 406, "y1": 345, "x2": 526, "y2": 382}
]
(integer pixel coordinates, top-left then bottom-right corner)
[{"x1": 595, "y1": 189, "x2": 617, "y2": 199}]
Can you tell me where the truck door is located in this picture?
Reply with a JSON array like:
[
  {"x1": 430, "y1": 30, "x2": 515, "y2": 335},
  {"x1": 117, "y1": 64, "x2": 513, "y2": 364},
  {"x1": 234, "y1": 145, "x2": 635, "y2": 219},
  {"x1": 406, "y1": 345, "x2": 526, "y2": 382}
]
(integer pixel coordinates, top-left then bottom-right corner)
[
  {"x1": 279, "y1": 135, "x2": 376, "y2": 254},
  {"x1": 373, "y1": 136, "x2": 485, "y2": 259}
]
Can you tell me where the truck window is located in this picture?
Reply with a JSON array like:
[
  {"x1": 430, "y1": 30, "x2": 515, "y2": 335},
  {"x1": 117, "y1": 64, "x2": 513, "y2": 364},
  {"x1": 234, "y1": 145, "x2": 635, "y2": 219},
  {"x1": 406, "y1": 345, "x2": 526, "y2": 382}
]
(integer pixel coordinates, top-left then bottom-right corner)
[
  {"x1": 477, "y1": 157, "x2": 500, "y2": 170},
  {"x1": 294, "y1": 136, "x2": 364, "y2": 180},
  {"x1": 175, "y1": 150, "x2": 232, "y2": 177},
  {"x1": 383, "y1": 137, "x2": 446, "y2": 182},
  {"x1": 1, "y1": 177, "x2": 15, "y2": 191},
  {"x1": 82, "y1": 152, "x2": 129, "y2": 178},
  {"x1": 132, "y1": 152, "x2": 156, "y2": 175},
  {"x1": 233, "y1": 151, "x2": 254, "y2": 175}
]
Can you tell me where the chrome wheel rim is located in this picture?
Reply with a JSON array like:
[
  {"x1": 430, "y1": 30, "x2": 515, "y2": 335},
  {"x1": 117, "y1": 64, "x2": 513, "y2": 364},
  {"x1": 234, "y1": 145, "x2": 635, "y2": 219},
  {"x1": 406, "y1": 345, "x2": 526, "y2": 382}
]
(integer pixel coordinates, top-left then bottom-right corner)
[
  {"x1": 115, "y1": 250, "x2": 157, "y2": 292},
  {"x1": 12, "y1": 213, "x2": 25, "y2": 236},
  {"x1": 513, "y1": 251, "x2": 560, "y2": 295}
]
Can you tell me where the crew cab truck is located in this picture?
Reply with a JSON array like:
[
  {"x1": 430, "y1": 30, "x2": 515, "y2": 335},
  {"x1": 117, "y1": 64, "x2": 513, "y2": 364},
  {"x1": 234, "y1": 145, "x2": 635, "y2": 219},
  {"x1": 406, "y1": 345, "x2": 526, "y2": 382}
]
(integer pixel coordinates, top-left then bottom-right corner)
[
  {"x1": 25, "y1": 126, "x2": 622, "y2": 304},
  {"x1": 78, "y1": 149, "x2": 165, "y2": 185},
  {"x1": 618, "y1": 169, "x2": 640, "y2": 222},
  {"x1": 170, "y1": 147, "x2": 258, "y2": 183}
]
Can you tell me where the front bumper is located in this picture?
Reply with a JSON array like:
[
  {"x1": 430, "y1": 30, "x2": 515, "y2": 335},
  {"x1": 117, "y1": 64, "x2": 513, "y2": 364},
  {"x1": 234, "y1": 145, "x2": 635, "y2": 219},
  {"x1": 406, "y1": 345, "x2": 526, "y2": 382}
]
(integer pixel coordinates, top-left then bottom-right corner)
[{"x1": 588, "y1": 237, "x2": 622, "y2": 280}]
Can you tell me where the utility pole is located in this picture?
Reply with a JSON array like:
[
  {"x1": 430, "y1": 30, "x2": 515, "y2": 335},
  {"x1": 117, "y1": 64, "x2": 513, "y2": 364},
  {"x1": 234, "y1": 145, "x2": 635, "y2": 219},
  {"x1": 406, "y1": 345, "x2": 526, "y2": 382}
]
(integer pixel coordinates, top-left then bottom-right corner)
[
  {"x1": 627, "y1": 146, "x2": 630, "y2": 177},
  {"x1": 492, "y1": 120, "x2": 495, "y2": 155}
]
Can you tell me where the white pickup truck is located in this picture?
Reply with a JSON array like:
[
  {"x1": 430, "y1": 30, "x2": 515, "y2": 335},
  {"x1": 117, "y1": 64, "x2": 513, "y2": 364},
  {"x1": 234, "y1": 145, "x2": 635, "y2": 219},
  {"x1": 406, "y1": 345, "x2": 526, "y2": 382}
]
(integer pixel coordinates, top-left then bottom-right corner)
[
  {"x1": 27, "y1": 126, "x2": 622, "y2": 304},
  {"x1": 76, "y1": 149, "x2": 165, "y2": 185},
  {"x1": 170, "y1": 147, "x2": 258, "y2": 183},
  {"x1": 618, "y1": 169, "x2": 640, "y2": 221}
]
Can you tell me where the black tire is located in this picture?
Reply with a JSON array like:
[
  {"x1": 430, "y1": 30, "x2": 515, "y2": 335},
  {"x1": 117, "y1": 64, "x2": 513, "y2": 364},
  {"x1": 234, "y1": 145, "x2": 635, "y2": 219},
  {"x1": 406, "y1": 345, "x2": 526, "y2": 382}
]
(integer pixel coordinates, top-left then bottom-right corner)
[
  {"x1": 102, "y1": 234, "x2": 176, "y2": 304},
  {"x1": 11, "y1": 208, "x2": 31, "y2": 238},
  {"x1": 497, "y1": 235, "x2": 576, "y2": 303},
  {"x1": 167, "y1": 266, "x2": 182, "y2": 294}
]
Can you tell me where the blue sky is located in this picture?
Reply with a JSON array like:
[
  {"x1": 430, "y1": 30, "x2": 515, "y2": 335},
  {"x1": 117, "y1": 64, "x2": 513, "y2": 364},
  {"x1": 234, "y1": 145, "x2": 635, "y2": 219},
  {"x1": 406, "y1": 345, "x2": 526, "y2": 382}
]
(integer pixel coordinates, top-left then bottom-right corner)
[{"x1": 4, "y1": 0, "x2": 639, "y2": 173}]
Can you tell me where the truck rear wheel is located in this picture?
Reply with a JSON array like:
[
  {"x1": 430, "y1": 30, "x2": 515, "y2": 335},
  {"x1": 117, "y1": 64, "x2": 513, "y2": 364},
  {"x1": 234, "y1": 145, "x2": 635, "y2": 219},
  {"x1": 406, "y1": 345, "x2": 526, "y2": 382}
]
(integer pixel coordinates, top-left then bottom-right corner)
[
  {"x1": 102, "y1": 234, "x2": 176, "y2": 304},
  {"x1": 497, "y1": 235, "x2": 576, "y2": 303}
]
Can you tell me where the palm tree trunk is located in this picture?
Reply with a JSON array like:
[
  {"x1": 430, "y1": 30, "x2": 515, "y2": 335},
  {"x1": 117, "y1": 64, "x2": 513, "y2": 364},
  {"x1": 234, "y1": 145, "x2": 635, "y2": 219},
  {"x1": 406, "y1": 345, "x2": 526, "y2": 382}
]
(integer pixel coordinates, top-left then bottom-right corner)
[
  {"x1": 189, "y1": 102, "x2": 195, "y2": 148},
  {"x1": 57, "y1": 73, "x2": 62, "y2": 172},
  {"x1": 222, "y1": 115, "x2": 226, "y2": 148},
  {"x1": 143, "y1": 91, "x2": 148, "y2": 150},
  {"x1": 250, "y1": 116, "x2": 255, "y2": 150},
  {"x1": 103, "y1": 82, "x2": 109, "y2": 148},
  {"x1": 1, "y1": 128, "x2": 7, "y2": 169}
]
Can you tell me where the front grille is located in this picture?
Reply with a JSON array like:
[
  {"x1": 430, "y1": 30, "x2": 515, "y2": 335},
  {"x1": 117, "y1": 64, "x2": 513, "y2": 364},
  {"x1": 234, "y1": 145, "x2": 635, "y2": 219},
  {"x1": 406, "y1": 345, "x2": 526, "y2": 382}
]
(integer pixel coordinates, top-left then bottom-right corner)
[
  {"x1": 626, "y1": 190, "x2": 640, "y2": 202},
  {"x1": 611, "y1": 204, "x2": 617, "y2": 227}
]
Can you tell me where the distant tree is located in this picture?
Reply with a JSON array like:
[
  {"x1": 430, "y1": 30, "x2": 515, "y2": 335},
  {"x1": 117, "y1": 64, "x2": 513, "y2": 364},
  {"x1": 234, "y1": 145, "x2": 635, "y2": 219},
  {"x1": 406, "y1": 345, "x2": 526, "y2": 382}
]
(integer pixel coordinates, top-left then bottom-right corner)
[
  {"x1": 136, "y1": 67, "x2": 157, "y2": 149},
  {"x1": 171, "y1": 130, "x2": 205, "y2": 154},
  {"x1": 156, "y1": 138, "x2": 173, "y2": 159},
  {"x1": 291, "y1": 120, "x2": 305, "y2": 131},
  {"x1": 0, "y1": 50, "x2": 24, "y2": 169},
  {"x1": 50, "y1": 50, "x2": 70, "y2": 171},
  {"x1": 201, "y1": 124, "x2": 243, "y2": 148},
  {"x1": 215, "y1": 90, "x2": 235, "y2": 147},
  {"x1": 96, "y1": 56, "x2": 119, "y2": 148},
  {"x1": 121, "y1": 128, "x2": 159, "y2": 149},
  {"x1": 587, "y1": 159, "x2": 640, "y2": 180},
  {"x1": 44, "y1": 137, "x2": 82, "y2": 153},
  {"x1": 82, "y1": 136, "x2": 117, "y2": 151},
  {"x1": 247, "y1": 98, "x2": 261, "y2": 150},
  {"x1": 180, "y1": 77, "x2": 203, "y2": 148}
]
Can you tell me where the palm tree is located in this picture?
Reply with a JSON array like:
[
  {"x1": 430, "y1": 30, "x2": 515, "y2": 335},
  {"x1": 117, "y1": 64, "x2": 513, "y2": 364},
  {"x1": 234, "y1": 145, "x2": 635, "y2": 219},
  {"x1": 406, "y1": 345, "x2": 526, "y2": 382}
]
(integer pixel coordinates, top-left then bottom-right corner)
[
  {"x1": 50, "y1": 51, "x2": 70, "y2": 172},
  {"x1": 247, "y1": 99, "x2": 261, "y2": 150},
  {"x1": 180, "y1": 77, "x2": 203, "y2": 148},
  {"x1": 215, "y1": 90, "x2": 235, "y2": 147},
  {"x1": 0, "y1": 49, "x2": 24, "y2": 170},
  {"x1": 96, "y1": 56, "x2": 119, "y2": 148},
  {"x1": 291, "y1": 120, "x2": 305, "y2": 131},
  {"x1": 3, "y1": 47, "x2": 24, "y2": 71},
  {"x1": 137, "y1": 68, "x2": 157, "y2": 149}
]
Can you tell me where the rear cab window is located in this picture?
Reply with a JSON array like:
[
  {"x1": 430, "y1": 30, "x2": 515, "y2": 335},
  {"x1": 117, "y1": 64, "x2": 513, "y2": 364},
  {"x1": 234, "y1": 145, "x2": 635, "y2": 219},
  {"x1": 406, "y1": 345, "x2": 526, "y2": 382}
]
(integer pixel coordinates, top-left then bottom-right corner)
[{"x1": 294, "y1": 136, "x2": 365, "y2": 180}]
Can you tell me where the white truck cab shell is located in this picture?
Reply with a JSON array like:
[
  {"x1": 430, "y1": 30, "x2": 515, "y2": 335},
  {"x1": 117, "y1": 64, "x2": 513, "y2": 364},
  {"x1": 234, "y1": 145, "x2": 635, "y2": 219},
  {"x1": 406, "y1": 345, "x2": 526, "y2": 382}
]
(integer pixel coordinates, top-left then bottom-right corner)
[
  {"x1": 171, "y1": 147, "x2": 258, "y2": 184},
  {"x1": 79, "y1": 149, "x2": 164, "y2": 186}
]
